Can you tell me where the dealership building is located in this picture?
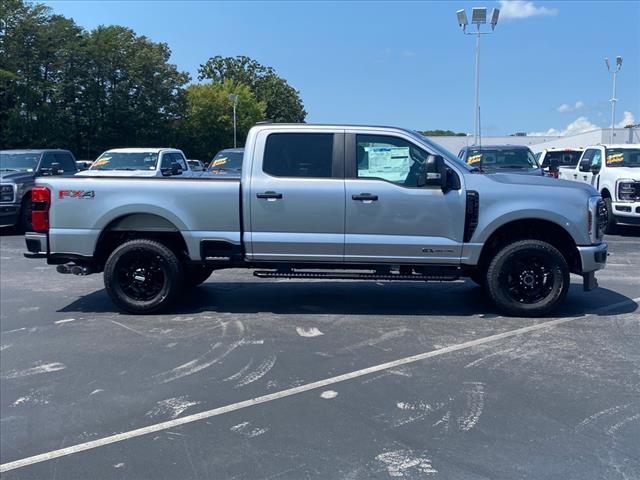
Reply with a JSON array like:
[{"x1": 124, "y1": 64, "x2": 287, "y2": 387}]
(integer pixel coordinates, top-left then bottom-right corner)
[{"x1": 427, "y1": 127, "x2": 640, "y2": 155}]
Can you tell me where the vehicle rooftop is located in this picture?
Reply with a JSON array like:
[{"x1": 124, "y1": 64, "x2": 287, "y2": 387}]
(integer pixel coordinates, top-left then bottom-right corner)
[
  {"x1": 596, "y1": 144, "x2": 640, "y2": 148},
  {"x1": 103, "y1": 148, "x2": 180, "y2": 153},
  {"x1": 461, "y1": 144, "x2": 532, "y2": 150},
  {"x1": 0, "y1": 149, "x2": 71, "y2": 153},
  {"x1": 217, "y1": 148, "x2": 244, "y2": 153}
]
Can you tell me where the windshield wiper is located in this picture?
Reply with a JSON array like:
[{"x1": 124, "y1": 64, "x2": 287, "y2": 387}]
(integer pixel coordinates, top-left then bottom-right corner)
[
  {"x1": 0, "y1": 168, "x2": 19, "y2": 172},
  {"x1": 497, "y1": 165, "x2": 528, "y2": 169}
]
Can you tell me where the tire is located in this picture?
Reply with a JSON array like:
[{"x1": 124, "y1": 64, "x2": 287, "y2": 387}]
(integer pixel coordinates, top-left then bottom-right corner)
[
  {"x1": 19, "y1": 197, "x2": 33, "y2": 232},
  {"x1": 184, "y1": 264, "x2": 214, "y2": 287},
  {"x1": 104, "y1": 239, "x2": 184, "y2": 314},
  {"x1": 603, "y1": 197, "x2": 618, "y2": 235},
  {"x1": 486, "y1": 239, "x2": 569, "y2": 317}
]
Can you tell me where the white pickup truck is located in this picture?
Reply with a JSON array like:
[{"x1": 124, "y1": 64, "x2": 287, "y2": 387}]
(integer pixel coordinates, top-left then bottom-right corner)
[
  {"x1": 558, "y1": 144, "x2": 640, "y2": 232},
  {"x1": 77, "y1": 148, "x2": 191, "y2": 177}
]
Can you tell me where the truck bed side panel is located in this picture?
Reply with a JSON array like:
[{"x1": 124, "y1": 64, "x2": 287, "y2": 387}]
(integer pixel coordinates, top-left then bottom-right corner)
[{"x1": 37, "y1": 177, "x2": 241, "y2": 260}]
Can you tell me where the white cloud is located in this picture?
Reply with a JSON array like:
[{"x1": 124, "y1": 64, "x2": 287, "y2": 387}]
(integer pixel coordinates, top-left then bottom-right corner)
[
  {"x1": 556, "y1": 100, "x2": 584, "y2": 113},
  {"x1": 499, "y1": 0, "x2": 558, "y2": 20},
  {"x1": 529, "y1": 116, "x2": 599, "y2": 137},
  {"x1": 616, "y1": 111, "x2": 635, "y2": 128}
]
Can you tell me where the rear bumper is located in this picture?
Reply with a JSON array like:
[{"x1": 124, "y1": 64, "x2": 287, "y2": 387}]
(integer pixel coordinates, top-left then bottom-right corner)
[{"x1": 24, "y1": 232, "x2": 48, "y2": 258}]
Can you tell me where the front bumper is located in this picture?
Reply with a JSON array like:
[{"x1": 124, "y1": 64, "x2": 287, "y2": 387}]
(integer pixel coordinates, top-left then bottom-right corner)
[
  {"x1": 24, "y1": 232, "x2": 48, "y2": 258},
  {"x1": 612, "y1": 200, "x2": 640, "y2": 225},
  {"x1": 577, "y1": 242, "x2": 608, "y2": 273},
  {"x1": 0, "y1": 204, "x2": 19, "y2": 227}
]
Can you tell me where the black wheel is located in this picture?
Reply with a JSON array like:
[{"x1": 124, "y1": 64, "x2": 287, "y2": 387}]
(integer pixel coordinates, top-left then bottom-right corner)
[
  {"x1": 104, "y1": 239, "x2": 184, "y2": 314},
  {"x1": 19, "y1": 196, "x2": 33, "y2": 232},
  {"x1": 603, "y1": 197, "x2": 618, "y2": 235},
  {"x1": 184, "y1": 264, "x2": 214, "y2": 287},
  {"x1": 469, "y1": 269, "x2": 486, "y2": 287},
  {"x1": 486, "y1": 239, "x2": 569, "y2": 317}
]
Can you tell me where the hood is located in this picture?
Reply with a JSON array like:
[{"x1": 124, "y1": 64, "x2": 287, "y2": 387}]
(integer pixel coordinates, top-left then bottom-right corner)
[
  {"x1": 0, "y1": 171, "x2": 35, "y2": 184},
  {"x1": 607, "y1": 166, "x2": 640, "y2": 180},
  {"x1": 486, "y1": 172, "x2": 598, "y2": 195},
  {"x1": 75, "y1": 170, "x2": 159, "y2": 177},
  {"x1": 482, "y1": 166, "x2": 543, "y2": 176}
]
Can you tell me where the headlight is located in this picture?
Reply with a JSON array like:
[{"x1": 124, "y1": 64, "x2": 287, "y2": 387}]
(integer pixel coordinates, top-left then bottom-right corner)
[
  {"x1": 0, "y1": 184, "x2": 16, "y2": 203},
  {"x1": 617, "y1": 179, "x2": 638, "y2": 202},
  {"x1": 587, "y1": 196, "x2": 606, "y2": 243}
]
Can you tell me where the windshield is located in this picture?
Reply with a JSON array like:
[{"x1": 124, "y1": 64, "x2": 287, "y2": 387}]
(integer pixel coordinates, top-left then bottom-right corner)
[
  {"x1": 605, "y1": 148, "x2": 640, "y2": 168},
  {"x1": 91, "y1": 152, "x2": 159, "y2": 171},
  {"x1": 0, "y1": 152, "x2": 41, "y2": 172},
  {"x1": 464, "y1": 148, "x2": 539, "y2": 170},
  {"x1": 540, "y1": 150, "x2": 582, "y2": 168},
  {"x1": 414, "y1": 134, "x2": 475, "y2": 171},
  {"x1": 209, "y1": 151, "x2": 243, "y2": 171}
]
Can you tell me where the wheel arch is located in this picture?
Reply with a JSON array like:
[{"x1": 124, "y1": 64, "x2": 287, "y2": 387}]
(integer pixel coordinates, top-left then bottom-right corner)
[{"x1": 476, "y1": 218, "x2": 582, "y2": 274}]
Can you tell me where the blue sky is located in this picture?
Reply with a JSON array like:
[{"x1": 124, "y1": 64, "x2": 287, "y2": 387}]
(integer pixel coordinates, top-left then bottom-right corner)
[{"x1": 43, "y1": 0, "x2": 640, "y2": 136}]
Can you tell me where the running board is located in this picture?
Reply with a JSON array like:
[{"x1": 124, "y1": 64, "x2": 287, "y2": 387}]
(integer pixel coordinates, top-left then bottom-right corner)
[{"x1": 253, "y1": 270, "x2": 459, "y2": 282}]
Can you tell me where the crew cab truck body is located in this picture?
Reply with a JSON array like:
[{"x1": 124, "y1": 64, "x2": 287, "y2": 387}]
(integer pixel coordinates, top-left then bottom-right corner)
[
  {"x1": 25, "y1": 124, "x2": 608, "y2": 316},
  {"x1": 558, "y1": 144, "x2": 640, "y2": 232},
  {"x1": 76, "y1": 148, "x2": 191, "y2": 177}
]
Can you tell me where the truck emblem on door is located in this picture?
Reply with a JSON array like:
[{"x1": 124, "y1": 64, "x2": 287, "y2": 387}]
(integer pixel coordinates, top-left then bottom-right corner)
[{"x1": 58, "y1": 190, "x2": 95, "y2": 199}]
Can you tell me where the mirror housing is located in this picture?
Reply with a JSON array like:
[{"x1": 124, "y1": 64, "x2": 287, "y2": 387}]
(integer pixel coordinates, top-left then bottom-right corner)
[
  {"x1": 590, "y1": 163, "x2": 601, "y2": 174},
  {"x1": 161, "y1": 162, "x2": 183, "y2": 176},
  {"x1": 418, "y1": 154, "x2": 446, "y2": 189},
  {"x1": 42, "y1": 162, "x2": 63, "y2": 176},
  {"x1": 548, "y1": 158, "x2": 559, "y2": 174}
]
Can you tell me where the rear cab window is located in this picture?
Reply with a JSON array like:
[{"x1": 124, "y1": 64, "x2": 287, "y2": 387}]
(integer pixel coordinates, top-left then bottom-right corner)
[
  {"x1": 263, "y1": 133, "x2": 334, "y2": 178},
  {"x1": 541, "y1": 151, "x2": 583, "y2": 168}
]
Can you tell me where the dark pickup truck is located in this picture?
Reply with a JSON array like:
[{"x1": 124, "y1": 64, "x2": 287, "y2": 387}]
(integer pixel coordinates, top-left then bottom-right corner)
[{"x1": 0, "y1": 149, "x2": 78, "y2": 230}]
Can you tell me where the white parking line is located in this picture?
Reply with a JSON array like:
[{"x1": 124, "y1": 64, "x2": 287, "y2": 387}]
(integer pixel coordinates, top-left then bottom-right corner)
[{"x1": 1, "y1": 297, "x2": 638, "y2": 473}]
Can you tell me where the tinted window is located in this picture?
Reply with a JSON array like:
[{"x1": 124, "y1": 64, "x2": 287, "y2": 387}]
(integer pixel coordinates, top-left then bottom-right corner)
[
  {"x1": 540, "y1": 151, "x2": 582, "y2": 168},
  {"x1": 356, "y1": 134, "x2": 428, "y2": 187},
  {"x1": 263, "y1": 133, "x2": 333, "y2": 178},
  {"x1": 210, "y1": 151, "x2": 243, "y2": 171},
  {"x1": 92, "y1": 152, "x2": 159, "y2": 171},
  {"x1": 464, "y1": 148, "x2": 538, "y2": 170},
  {"x1": 605, "y1": 148, "x2": 640, "y2": 167},
  {"x1": 579, "y1": 150, "x2": 595, "y2": 172},
  {"x1": 169, "y1": 152, "x2": 187, "y2": 170},
  {"x1": 54, "y1": 153, "x2": 76, "y2": 172}
]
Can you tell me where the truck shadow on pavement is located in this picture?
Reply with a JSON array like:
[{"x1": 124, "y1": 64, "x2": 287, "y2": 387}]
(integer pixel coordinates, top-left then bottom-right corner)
[{"x1": 58, "y1": 281, "x2": 638, "y2": 319}]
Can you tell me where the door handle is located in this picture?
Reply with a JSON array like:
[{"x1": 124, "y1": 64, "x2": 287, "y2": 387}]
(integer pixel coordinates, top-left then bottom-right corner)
[
  {"x1": 256, "y1": 191, "x2": 283, "y2": 200},
  {"x1": 583, "y1": 175, "x2": 588, "y2": 181},
  {"x1": 573, "y1": 174, "x2": 578, "y2": 179},
  {"x1": 352, "y1": 193, "x2": 378, "y2": 201}
]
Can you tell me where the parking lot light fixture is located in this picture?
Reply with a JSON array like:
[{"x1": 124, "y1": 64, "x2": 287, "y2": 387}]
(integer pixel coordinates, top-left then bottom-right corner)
[
  {"x1": 604, "y1": 55, "x2": 623, "y2": 143},
  {"x1": 228, "y1": 93, "x2": 238, "y2": 148},
  {"x1": 456, "y1": 7, "x2": 499, "y2": 146}
]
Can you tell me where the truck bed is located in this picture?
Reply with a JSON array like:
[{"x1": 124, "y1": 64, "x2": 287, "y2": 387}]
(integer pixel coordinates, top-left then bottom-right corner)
[{"x1": 35, "y1": 176, "x2": 241, "y2": 261}]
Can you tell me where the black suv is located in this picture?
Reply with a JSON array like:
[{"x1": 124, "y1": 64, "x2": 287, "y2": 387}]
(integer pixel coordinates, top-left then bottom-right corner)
[{"x1": 0, "y1": 149, "x2": 77, "y2": 231}]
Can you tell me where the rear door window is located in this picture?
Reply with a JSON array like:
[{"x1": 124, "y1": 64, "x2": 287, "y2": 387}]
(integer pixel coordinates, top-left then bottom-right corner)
[{"x1": 263, "y1": 133, "x2": 334, "y2": 178}]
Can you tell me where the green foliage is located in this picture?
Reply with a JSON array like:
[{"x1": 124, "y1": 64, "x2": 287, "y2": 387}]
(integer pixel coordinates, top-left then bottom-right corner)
[
  {"x1": 418, "y1": 130, "x2": 468, "y2": 137},
  {"x1": 177, "y1": 81, "x2": 266, "y2": 160},
  {"x1": 198, "y1": 55, "x2": 306, "y2": 123}
]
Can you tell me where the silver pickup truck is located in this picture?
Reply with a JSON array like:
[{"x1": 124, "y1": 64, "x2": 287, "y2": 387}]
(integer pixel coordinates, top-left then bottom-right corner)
[{"x1": 24, "y1": 124, "x2": 608, "y2": 316}]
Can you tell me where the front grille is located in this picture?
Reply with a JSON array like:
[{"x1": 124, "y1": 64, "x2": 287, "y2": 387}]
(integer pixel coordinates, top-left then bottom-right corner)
[
  {"x1": 596, "y1": 199, "x2": 607, "y2": 237},
  {"x1": 0, "y1": 184, "x2": 15, "y2": 203}
]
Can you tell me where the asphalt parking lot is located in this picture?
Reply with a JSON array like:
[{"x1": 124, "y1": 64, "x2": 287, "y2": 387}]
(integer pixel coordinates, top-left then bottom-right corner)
[{"x1": 1, "y1": 228, "x2": 639, "y2": 479}]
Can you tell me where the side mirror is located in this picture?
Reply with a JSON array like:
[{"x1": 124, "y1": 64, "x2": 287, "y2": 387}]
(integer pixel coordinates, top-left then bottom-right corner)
[
  {"x1": 418, "y1": 154, "x2": 446, "y2": 189},
  {"x1": 42, "y1": 162, "x2": 63, "y2": 176},
  {"x1": 590, "y1": 163, "x2": 601, "y2": 174},
  {"x1": 548, "y1": 158, "x2": 559, "y2": 174},
  {"x1": 171, "y1": 162, "x2": 183, "y2": 176}
]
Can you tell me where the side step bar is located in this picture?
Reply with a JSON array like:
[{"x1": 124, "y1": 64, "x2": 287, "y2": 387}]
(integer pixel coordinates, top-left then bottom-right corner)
[{"x1": 253, "y1": 270, "x2": 459, "y2": 282}]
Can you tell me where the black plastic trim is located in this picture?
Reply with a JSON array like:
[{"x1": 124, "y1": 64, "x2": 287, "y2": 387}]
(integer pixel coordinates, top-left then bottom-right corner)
[{"x1": 464, "y1": 191, "x2": 480, "y2": 242}]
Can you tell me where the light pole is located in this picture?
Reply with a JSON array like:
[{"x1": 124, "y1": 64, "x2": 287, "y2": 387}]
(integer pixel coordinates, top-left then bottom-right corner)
[
  {"x1": 456, "y1": 7, "x2": 499, "y2": 146},
  {"x1": 228, "y1": 93, "x2": 238, "y2": 148},
  {"x1": 605, "y1": 56, "x2": 623, "y2": 144}
]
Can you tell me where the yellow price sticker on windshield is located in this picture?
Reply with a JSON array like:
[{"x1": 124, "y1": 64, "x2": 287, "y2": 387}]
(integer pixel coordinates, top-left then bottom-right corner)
[
  {"x1": 606, "y1": 153, "x2": 624, "y2": 165},
  {"x1": 212, "y1": 158, "x2": 227, "y2": 167},
  {"x1": 467, "y1": 154, "x2": 482, "y2": 165},
  {"x1": 93, "y1": 158, "x2": 110, "y2": 166}
]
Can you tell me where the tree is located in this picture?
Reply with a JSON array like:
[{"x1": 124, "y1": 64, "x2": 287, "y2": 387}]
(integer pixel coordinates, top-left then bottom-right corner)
[
  {"x1": 198, "y1": 55, "x2": 306, "y2": 123},
  {"x1": 176, "y1": 81, "x2": 266, "y2": 160},
  {"x1": 418, "y1": 129, "x2": 468, "y2": 137}
]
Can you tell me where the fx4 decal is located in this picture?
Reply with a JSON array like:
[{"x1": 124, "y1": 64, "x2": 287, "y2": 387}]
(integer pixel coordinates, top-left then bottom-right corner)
[{"x1": 59, "y1": 190, "x2": 95, "y2": 199}]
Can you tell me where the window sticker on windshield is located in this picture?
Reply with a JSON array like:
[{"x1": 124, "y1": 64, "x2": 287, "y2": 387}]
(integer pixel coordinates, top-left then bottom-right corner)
[
  {"x1": 93, "y1": 158, "x2": 110, "y2": 167},
  {"x1": 360, "y1": 147, "x2": 411, "y2": 182},
  {"x1": 212, "y1": 157, "x2": 227, "y2": 167},
  {"x1": 467, "y1": 154, "x2": 482, "y2": 165},
  {"x1": 606, "y1": 153, "x2": 624, "y2": 165}
]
